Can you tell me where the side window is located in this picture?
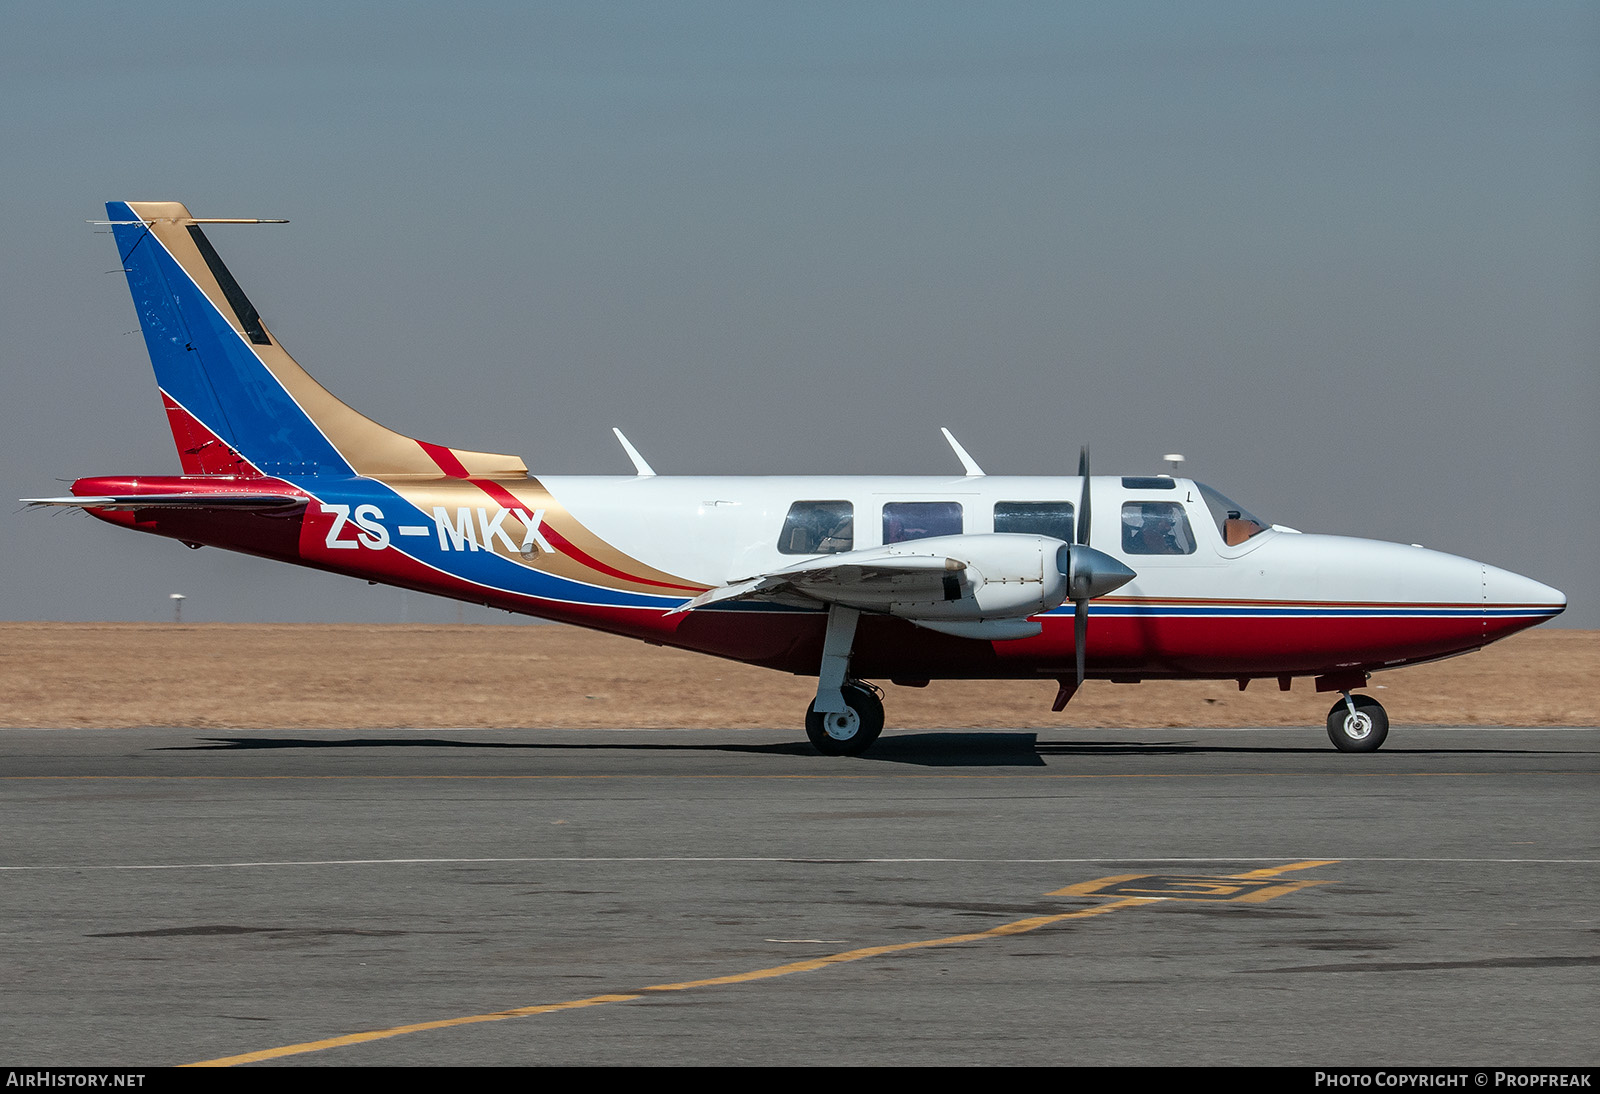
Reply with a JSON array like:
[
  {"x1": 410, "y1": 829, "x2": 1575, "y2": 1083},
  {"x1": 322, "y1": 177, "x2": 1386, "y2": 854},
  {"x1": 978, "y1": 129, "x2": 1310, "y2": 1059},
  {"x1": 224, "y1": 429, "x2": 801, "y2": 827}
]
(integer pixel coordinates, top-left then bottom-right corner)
[
  {"x1": 1121, "y1": 501, "x2": 1196, "y2": 555},
  {"x1": 993, "y1": 501, "x2": 1074, "y2": 542},
  {"x1": 883, "y1": 501, "x2": 963, "y2": 544},
  {"x1": 778, "y1": 501, "x2": 854, "y2": 555},
  {"x1": 1195, "y1": 482, "x2": 1271, "y2": 546}
]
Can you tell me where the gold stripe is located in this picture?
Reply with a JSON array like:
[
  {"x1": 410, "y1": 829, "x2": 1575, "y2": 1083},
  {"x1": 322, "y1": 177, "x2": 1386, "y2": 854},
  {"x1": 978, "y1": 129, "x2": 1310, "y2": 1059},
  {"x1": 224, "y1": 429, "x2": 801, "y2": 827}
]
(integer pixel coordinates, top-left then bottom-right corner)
[{"x1": 381, "y1": 478, "x2": 704, "y2": 595}]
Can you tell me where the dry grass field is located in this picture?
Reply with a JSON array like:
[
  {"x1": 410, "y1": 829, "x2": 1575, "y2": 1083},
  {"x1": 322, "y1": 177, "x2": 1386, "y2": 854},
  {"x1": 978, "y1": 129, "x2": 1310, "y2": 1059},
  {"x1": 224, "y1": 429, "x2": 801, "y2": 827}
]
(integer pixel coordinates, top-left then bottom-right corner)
[{"x1": 0, "y1": 622, "x2": 1592, "y2": 730}]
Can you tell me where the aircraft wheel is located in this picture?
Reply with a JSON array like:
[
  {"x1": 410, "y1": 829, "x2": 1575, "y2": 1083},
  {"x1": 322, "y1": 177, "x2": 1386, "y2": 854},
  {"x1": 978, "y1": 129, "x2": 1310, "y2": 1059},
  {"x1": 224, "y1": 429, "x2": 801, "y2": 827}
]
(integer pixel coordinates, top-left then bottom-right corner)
[
  {"x1": 1326, "y1": 694, "x2": 1388, "y2": 752},
  {"x1": 805, "y1": 683, "x2": 885, "y2": 756}
]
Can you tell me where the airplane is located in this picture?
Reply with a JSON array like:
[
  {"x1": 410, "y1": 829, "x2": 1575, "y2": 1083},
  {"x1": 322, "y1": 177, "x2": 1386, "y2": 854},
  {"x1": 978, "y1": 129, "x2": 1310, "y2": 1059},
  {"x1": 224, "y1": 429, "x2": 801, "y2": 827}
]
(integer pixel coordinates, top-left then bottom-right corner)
[{"x1": 25, "y1": 201, "x2": 1567, "y2": 756}]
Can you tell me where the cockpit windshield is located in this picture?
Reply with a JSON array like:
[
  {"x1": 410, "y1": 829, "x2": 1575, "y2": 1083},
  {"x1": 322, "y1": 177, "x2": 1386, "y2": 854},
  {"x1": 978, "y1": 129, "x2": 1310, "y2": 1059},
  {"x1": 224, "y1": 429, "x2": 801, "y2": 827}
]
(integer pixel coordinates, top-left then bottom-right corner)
[{"x1": 1195, "y1": 482, "x2": 1271, "y2": 546}]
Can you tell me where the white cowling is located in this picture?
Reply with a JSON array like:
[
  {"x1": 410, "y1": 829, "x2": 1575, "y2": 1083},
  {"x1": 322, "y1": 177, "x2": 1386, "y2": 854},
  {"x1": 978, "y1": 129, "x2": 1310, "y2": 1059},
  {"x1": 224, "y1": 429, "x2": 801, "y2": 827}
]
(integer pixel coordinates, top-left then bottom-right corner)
[{"x1": 869, "y1": 533, "x2": 1069, "y2": 621}]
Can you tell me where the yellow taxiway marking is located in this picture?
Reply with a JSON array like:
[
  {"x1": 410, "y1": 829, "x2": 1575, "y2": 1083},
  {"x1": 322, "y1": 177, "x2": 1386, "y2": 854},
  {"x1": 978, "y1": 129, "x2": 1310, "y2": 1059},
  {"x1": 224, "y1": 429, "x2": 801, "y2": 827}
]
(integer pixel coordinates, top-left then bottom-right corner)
[
  {"x1": 185, "y1": 860, "x2": 1338, "y2": 1067},
  {"x1": 1047, "y1": 858, "x2": 1337, "y2": 903},
  {"x1": 1229, "y1": 859, "x2": 1340, "y2": 878}
]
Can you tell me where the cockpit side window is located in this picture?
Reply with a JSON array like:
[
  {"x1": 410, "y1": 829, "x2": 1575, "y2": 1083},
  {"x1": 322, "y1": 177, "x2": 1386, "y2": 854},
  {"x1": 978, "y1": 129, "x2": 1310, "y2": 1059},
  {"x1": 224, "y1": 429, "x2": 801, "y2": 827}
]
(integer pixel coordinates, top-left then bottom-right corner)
[
  {"x1": 1121, "y1": 501, "x2": 1196, "y2": 555},
  {"x1": 994, "y1": 501, "x2": 1074, "y2": 542},
  {"x1": 883, "y1": 501, "x2": 963, "y2": 544},
  {"x1": 778, "y1": 500, "x2": 854, "y2": 555},
  {"x1": 1195, "y1": 482, "x2": 1270, "y2": 546}
]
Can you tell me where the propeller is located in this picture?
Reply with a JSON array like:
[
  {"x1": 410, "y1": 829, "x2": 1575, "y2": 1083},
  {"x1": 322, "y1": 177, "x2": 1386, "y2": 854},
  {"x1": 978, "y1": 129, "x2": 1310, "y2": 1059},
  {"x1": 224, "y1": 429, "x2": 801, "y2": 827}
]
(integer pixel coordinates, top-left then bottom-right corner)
[{"x1": 1058, "y1": 445, "x2": 1136, "y2": 686}]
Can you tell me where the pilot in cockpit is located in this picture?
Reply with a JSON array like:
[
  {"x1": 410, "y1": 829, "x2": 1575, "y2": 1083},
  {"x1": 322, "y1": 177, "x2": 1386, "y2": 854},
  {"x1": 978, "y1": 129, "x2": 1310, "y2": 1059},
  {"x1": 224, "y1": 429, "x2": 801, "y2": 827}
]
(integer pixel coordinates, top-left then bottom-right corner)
[{"x1": 1123, "y1": 503, "x2": 1189, "y2": 555}]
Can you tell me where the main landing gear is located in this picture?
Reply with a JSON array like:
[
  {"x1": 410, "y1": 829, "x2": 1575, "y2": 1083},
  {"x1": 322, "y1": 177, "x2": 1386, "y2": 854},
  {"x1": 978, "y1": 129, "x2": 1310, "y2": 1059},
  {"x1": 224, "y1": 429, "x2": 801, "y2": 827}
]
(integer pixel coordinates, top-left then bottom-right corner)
[
  {"x1": 803, "y1": 604, "x2": 888, "y2": 757},
  {"x1": 805, "y1": 681, "x2": 885, "y2": 756},
  {"x1": 1326, "y1": 692, "x2": 1389, "y2": 752}
]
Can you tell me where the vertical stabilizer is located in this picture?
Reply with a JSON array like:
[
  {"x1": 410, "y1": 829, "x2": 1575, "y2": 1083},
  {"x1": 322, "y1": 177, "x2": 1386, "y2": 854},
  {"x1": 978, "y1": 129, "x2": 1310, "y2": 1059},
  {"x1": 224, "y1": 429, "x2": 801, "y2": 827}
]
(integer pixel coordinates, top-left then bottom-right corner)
[{"x1": 108, "y1": 201, "x2": 526, "y2": 480}]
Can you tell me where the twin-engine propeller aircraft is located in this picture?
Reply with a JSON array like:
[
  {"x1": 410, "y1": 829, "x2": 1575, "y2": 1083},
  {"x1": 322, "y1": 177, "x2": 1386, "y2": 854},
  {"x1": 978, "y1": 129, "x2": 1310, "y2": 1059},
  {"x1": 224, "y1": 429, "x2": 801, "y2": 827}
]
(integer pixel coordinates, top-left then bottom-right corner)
[{"x1": 27, "y1": 202, "x2": 1566, "y2": 754}]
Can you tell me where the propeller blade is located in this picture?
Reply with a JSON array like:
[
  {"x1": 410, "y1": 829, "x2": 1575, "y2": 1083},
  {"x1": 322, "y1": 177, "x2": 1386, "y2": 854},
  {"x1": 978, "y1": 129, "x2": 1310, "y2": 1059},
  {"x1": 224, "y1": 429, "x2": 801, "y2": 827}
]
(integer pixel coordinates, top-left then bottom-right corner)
[
  {"x1": 1077, "y1": 445, "x2": 1091, "y2": 546},
  {"x1": 1075, "y1": 596, "x2": 1088, "y2": 686},
  {"x1": 1060, "y1": 543, "x2": 1137, "y2": 684},
  {"x1": 1056, "y1": 442, "x2": 1134, "y2": 688}
]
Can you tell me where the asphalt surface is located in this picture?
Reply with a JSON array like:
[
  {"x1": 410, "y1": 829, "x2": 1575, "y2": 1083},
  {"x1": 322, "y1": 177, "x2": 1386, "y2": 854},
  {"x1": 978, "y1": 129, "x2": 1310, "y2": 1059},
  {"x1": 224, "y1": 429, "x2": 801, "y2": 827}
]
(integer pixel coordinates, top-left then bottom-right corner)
[{"x1": 1, "y1": 726, "x2": 1595, "y2": 1067}]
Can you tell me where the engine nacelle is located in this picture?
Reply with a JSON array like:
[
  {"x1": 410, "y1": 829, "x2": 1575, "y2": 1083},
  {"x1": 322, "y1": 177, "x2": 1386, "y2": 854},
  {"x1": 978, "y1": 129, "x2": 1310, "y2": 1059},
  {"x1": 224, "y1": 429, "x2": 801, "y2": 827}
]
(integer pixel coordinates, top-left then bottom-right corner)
[{"x1": 879, "y1": 533, "x2": 1070, "y2": 621}]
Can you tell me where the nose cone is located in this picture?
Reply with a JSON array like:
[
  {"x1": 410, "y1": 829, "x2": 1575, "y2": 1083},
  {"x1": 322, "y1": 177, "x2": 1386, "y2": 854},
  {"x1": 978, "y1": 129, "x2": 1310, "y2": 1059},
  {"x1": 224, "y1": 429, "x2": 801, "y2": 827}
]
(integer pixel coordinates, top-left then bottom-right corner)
[
  {"x1": 1483, "y1": 562, "x2": 1566, "y2": 619},
  {"x1": 1254, "y1": 534, "x2": 1566, "y2": 657}
]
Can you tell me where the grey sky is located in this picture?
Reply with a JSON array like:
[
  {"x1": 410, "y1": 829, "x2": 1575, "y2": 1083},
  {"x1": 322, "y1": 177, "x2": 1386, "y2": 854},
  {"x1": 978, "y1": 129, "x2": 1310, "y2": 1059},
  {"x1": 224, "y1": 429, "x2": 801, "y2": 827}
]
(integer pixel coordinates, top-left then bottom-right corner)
[{"x1": 3, "y1": 1, "x2": 1595, "y2": 626}]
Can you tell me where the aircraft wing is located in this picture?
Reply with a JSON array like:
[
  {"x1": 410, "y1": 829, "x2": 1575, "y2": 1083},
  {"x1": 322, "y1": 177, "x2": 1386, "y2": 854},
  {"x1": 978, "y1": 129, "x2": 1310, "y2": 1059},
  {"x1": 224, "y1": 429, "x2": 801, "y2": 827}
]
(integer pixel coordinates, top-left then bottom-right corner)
[
  {"x1": 22, "y1": 494, "x2": 306, "y2": 510},
  {"x1": 669, "y1": 532, "x2": 1133, "y2": 644},
  {"x1": 669, "y1": 552, "x2": 966, "y2": 615}
]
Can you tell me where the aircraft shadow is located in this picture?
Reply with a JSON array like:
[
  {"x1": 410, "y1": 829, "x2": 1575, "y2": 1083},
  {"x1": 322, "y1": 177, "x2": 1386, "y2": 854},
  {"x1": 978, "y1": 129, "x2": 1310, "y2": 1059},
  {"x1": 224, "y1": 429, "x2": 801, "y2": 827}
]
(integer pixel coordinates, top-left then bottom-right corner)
[
  {"x1": 157, "y1": 734, "x2": 1588, "y2": 769},
  {"x1": 160, "y1": 736, "x2": 819, "y2": 758},
  {"x1": 159, "y1": 733, "x2": 1046, "y2": 767}
]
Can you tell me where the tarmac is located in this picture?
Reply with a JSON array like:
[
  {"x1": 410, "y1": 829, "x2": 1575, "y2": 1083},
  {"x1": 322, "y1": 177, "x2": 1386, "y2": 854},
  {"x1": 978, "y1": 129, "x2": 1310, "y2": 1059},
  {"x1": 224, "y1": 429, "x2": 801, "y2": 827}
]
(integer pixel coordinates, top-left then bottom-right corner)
[{"x1": 2, "y1": 725, "x2": 1595, "y2": 1066}]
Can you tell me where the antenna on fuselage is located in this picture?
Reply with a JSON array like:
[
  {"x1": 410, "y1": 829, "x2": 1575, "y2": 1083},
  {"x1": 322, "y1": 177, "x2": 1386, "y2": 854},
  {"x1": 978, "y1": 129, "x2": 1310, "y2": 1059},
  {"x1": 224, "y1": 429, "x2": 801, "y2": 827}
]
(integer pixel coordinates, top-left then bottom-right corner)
[
  {"x1": 612, "y1": 428, "x2": 657, "y2": 477},
  {"x1": 939, "y1": 428, "x2": 985, "y2": 477},
  {"x1": 1163, "y1": 453, "x2": 1186, "y2": 476}
]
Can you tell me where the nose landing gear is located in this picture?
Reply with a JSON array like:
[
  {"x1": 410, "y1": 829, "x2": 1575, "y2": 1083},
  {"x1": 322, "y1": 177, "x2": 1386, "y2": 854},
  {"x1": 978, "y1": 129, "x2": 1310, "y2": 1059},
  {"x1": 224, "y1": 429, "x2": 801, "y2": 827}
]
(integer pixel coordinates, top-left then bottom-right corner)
[{"x1": 1327, "y1": 692, "x2": 1389, "y2": 752}]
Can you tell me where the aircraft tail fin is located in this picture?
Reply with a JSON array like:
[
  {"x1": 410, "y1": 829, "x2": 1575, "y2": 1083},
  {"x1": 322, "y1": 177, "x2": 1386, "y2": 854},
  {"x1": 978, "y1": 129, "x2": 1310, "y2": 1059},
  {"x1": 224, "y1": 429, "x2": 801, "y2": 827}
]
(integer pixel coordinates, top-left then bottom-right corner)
[{"x1": 106, "y1": 201, "x2": 526, "y2": 480}]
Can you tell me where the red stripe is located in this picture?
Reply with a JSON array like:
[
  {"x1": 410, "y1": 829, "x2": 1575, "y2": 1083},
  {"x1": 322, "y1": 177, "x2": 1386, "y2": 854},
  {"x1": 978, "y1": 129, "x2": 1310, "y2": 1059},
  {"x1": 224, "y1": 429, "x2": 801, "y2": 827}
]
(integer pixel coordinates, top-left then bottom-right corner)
[
  {"x1": 160, "y1": 390, "x2": 263, "y2": 477},
  {"x1": 417, "y1": 440, "x2": 470, "y2": 478},
  {"x1": 469, "y1": 479, "x2": 706, "y2": 593},
  {"x1": 1100, "y1": 596, "x2": 1492, "y2": 611}
]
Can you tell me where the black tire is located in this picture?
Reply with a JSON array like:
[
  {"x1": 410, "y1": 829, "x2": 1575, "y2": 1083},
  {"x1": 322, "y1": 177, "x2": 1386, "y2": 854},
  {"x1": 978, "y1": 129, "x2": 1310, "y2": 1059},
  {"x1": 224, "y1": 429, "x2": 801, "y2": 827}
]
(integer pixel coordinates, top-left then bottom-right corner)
[
  {"x1": 805, "y1": 682, "x2": 885, "y2": 756},
  {"x1": 1326, "y1": 694, "x2": 1389, "y2": 752}
]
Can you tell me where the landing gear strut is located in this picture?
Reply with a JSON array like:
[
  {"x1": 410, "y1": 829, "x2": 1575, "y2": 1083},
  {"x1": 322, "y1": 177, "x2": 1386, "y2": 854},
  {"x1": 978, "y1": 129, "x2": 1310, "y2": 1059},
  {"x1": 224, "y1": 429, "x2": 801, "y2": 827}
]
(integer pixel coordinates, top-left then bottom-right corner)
[
  {"x1": 1326, "y1": 693, "x2": 1388, "y2": 752},
  {"x1": 804, "y1": 604, "x2": 886, "y2": 756}
]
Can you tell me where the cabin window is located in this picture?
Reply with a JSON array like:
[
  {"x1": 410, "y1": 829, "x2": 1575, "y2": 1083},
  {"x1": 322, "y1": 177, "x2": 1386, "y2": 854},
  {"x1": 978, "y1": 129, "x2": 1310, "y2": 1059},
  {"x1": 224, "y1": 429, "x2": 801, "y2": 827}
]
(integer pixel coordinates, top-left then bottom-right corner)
[
  {"x1": 993, "y1": 501, "x2": 1075, "y2": 542},
  {"x1": 777, "y1": 501, "x2": 854, "y2": 555},
  {"x1": 883, "y1": 501, "x2": 963, "y2": 544},
  {"x1": 1121, "y1": 501, "x2": 1196, "y2": 555},
  {"x1": 1195, "y1": 482, "x2": 1271, "y2": 546},
  {"x1": 1121, "y1": 476, "x2": 1177, "y2": 490}
]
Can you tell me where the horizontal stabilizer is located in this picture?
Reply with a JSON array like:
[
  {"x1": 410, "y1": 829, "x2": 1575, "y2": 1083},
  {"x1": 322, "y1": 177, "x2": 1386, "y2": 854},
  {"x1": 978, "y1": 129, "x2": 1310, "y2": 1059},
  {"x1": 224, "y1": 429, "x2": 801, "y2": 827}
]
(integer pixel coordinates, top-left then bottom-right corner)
[{"x1": 23, "y1": 494, "x2": 305, "y2": 510}]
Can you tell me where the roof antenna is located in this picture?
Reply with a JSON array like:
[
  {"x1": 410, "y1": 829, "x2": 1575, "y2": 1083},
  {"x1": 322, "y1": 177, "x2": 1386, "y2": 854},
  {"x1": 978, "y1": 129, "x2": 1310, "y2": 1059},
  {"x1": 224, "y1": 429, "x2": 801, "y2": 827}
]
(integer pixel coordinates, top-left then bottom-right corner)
[
  {"x1": 940, "y1": 428, "x2": 985, "y2": 477},
  {"x1": 1163, "y1": 453, "x2": 1186, "y2": 477},
  {"x1": 612, "y1": 428, "x2": 657, "y2": 477}
]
